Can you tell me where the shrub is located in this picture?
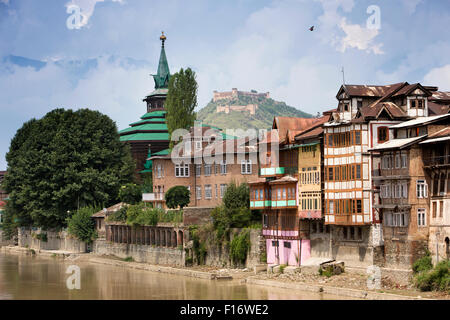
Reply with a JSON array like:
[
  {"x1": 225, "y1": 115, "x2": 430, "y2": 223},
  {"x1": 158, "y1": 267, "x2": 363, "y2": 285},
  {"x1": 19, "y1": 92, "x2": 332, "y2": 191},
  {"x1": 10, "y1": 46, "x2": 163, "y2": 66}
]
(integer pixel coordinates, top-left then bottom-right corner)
[
  {"x1": 230, "y1": 229, "x2": 250, "y2": 267},
  {"x1": 106, "y1": 206, "x2": 128, "y2": 222},
  {"x1": 118, "y1": 183, "x2": 142, "y2": 205},
  {"x1": 412, "y1": 251, "x2": 433, "y2": 274},
  {"x1": 66, "y1": 206, "x2": 98, "y2": 244},
  {"x1": 279, "y1": 264, "x2": 287, "y2": 274},
  {"x1": 415, "y1": 260, "x2": 450, "y2": 293},
  {"x1": 123, "y1": 256, "x2": 134, "y2": 262},
  {"x1": 165, "y1": 186, "x2": 190, "y2": 209},
  {"x1": 35, "y1": 233, "x2": 48, "y2": 242}
]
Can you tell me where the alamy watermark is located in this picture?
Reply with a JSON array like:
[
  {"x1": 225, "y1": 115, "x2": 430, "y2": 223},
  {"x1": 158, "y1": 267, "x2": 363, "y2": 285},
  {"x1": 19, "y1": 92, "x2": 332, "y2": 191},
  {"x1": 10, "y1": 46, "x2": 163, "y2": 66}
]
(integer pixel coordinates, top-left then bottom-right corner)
[
  {"x1": 366, "y1": 265, "x2": 381, "y2": 290},
  {"x1": 366, "y1": 5, "x2": 381, "y2": 30},
  {"x1": 66, "y1": 265, "x2": 81, "y2": 290},
  {"x1": 66, "y1": 4, "x2": 84, "y2": 30}
]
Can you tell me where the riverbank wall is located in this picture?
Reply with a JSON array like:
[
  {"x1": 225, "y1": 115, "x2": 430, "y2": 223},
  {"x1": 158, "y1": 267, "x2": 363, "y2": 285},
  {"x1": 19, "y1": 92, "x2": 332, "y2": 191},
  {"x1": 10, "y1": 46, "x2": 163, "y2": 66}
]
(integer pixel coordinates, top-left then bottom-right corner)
[
  {"x1": 92, "y1": 239, "x2": 185, "y2": 266},
  {"x1": 17, "y1": 228, "x2": 87, "y2": 253}
]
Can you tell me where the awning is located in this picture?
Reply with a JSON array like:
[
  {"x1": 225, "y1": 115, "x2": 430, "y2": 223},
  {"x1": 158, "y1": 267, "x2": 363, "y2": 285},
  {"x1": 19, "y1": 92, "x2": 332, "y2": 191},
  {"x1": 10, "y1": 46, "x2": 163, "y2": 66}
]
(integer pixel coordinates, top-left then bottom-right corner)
[{"x1": 368, "y1": 136, "x2": 425, "y2": 151}]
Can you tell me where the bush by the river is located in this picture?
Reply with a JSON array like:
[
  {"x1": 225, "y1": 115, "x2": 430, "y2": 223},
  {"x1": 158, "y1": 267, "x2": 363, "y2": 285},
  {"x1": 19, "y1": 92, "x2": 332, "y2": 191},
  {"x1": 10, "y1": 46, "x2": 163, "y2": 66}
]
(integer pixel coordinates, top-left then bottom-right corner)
[
  {"x1": 414, "y1": 260, "x2": 450, "y2": 293},
  {"x1": 67, "y1": 206, "x2": 98, "y2": 243}
]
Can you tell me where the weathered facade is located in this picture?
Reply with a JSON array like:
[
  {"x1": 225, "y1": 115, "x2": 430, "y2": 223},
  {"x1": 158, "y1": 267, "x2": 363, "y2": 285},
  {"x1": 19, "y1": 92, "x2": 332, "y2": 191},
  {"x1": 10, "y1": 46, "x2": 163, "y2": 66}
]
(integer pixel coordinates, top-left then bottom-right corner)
[
  {"x1": 146, "y1": 125, "x2": 258, "y2": 209},
  {"x1": 249, "y1": 116, "x2": 329, "y2": 266}
]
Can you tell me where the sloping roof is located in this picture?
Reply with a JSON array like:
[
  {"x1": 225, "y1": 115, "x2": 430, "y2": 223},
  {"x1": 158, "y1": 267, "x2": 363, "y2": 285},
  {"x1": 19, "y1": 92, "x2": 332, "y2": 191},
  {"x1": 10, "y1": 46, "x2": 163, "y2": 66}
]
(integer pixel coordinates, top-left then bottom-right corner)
[
  {"x1": 369, "y1": 136, "x2": 425, "y2": 151},
  {"x1": 431, "y1": 91, "x2": 450, "y2": 102},
  {"x1": 337, "y1": 82, "x2": 405, "y2": 98},
  {"x1": 359, "y1": 101, "x2": 408, "y2": 119},
  {"x1": 428, "y1": 101, "x2": 450, "y2": 115},
  {"x1": 390, "y1": 114, "x2": 450, "y2": 129},
  {"x1": 92, "y1": 202, "x2": 126, "y2": 218},
  {"x1": 273, "y1": 117, "x2": 324, "y2": 142},
  {"x1": 428, "y1": 127, "x2": 450, "y2": 139},
  {"x1": 392, "y1": 83, "x2": 432, "y2": 97},
  {"x1": 120, "y1": 132, "x2": 170, "y2": 141},
  {"x1": 258, "y1": 130, "x2": 280, "y2": 145},
  {"x1": 119, "y1": 123, "x2": 168, "y2": 134},
  {"x1": 420, "y1": 136, "x2": 450, "y2": 144},
  {"x1": 247, "y1": 178, "x2": 267, "y2": 185},
  {"x1": 295, "y1": 126, "x2": 323, "y2": 141},
  {"x1": 269, "y1": 175, "x2": 298, "y2": 184}
]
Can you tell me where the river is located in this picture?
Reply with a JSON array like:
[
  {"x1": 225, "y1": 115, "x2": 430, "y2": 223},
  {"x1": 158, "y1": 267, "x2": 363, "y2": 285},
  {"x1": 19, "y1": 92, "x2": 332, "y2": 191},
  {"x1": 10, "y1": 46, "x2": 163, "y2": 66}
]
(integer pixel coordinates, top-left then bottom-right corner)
[{"x1": 0, "y1": 252, "x2": 345, "y2": 300}]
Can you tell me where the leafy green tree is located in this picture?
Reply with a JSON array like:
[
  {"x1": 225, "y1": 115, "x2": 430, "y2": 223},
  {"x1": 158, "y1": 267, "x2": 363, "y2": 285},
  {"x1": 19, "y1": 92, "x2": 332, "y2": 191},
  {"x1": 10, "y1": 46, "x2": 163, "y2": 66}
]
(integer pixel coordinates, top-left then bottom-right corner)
[
  {"x1": 223, "y1": 182, "x2": 250, "y2": 210},
  {"x1": 3, "y1": 108, "x2": 135, "y2": 229},
  {"x1": 165, "y1": 186, "x2": 190, "y2": 209},
  {"x1": 165, "y1": 68, "x2": 198, "y2": 148},
  {"x1": 67, "y1": 207, "x2": 98, "y2": 243},
  {"x1": 118, "y1": 183, "x2": 142, "y2": 204}
]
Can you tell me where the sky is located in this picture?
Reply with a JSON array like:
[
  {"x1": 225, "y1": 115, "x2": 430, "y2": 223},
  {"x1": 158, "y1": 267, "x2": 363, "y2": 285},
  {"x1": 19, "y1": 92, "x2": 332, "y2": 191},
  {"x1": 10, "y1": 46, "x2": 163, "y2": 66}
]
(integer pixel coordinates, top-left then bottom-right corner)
[{"x1": 0, "y1": 0, "x2": 450, "y2": 169}]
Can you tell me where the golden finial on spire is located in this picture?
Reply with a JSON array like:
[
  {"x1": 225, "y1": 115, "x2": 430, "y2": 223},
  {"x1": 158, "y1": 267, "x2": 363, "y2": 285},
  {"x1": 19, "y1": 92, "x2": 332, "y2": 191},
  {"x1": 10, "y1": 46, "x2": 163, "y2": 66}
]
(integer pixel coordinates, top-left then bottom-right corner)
[{"x1": 160, "y1": 31, "x2": 166, "y2": 47}]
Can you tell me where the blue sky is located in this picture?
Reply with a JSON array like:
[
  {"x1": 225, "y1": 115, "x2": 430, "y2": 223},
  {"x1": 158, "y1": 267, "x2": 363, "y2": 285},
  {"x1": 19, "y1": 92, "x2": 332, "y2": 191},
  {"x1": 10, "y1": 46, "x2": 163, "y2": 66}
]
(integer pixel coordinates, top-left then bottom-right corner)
[{"x1": 0, "y1": 0, "x2": 450, "y2": 170}]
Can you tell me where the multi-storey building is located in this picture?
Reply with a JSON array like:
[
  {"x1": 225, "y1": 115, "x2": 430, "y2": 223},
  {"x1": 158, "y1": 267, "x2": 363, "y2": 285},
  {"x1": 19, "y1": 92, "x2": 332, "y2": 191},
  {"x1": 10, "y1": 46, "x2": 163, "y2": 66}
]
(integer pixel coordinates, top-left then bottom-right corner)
[
  {"x1": 249, "y1": 116, "x2": 326, "y2": 266},
  {"x1": 294, "y1": 115, "x2": 331, "y2": 259},
  {"x1": 420, "y1": 117, "x2": 450, "y2": 263},
  {"x1": 323, "y1": 82, "x2": 441, "y2": 268},
  {"x1": 146, "y1": 124, "x2": 258, "y2": 209}
]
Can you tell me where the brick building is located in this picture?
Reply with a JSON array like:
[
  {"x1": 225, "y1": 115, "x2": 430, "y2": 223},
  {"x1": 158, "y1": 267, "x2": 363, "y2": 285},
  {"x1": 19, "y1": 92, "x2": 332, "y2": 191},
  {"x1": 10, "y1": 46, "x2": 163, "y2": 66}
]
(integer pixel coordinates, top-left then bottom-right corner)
[{"x1": 145, "y1": 124, "x2": 259, "y2": 209}]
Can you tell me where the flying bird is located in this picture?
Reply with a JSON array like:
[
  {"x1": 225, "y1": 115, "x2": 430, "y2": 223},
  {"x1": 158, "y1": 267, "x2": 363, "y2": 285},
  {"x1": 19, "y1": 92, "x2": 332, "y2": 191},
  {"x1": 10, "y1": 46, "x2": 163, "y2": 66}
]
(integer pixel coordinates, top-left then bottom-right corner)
[{"x1": 309, "y1": 26, "x2": 314, "y2": 31}]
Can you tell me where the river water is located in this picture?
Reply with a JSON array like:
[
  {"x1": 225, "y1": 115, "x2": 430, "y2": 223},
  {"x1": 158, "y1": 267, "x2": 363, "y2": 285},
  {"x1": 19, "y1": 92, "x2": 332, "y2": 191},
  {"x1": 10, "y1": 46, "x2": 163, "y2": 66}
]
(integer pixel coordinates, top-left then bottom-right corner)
[{"x1": 0, "y1": 253, "x2": 344, "y2": 300}]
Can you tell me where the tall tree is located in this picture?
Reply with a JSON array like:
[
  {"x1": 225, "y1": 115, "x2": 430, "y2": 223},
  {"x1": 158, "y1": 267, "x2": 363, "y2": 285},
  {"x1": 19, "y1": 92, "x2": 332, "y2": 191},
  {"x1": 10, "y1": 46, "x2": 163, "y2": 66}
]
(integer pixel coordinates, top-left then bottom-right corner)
[
  {"x1": 165, "y1": 67, "x2": 198, "y2": 148},
  {"x1": 3, "y1": 108, "x2": 135, "y2": 229}
]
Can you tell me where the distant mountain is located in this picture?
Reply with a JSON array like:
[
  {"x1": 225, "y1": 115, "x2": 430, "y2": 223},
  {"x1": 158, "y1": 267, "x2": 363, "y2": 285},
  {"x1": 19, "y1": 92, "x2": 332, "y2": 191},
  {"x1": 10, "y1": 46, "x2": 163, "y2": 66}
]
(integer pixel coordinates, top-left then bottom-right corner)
[{"x1": 197, "y1": 92, "x2": 313, "y2": 131}]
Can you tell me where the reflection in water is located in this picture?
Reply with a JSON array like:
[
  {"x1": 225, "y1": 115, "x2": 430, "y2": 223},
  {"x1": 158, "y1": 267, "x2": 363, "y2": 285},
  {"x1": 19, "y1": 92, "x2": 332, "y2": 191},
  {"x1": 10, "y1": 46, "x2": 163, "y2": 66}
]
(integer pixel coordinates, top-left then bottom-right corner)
[{"x1": 0, "y1": 253, "x2": 343, "y2": 300}]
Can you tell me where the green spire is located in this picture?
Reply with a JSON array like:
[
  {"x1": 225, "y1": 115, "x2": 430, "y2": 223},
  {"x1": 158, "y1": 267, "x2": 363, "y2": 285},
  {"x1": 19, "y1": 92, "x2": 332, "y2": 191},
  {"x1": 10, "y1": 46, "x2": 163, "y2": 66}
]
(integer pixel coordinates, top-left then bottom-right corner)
[{"x1": 153, "y1": 32, "x2": 171, "y2": 89}]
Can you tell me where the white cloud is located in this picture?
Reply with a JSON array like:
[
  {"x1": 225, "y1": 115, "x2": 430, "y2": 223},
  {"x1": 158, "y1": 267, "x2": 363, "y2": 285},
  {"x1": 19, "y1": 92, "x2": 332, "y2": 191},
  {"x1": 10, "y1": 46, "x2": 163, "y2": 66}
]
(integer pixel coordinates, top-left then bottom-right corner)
[
  {"x1": 65, "y1": 0, "x2": 124, "y2": 28},
  {"x1": 0, "y1": 0, "x2": 9, "y2": 5},
  {"x1": 423, "y1": 64, "x2": 450, "y2": 91},
  {"x1": 338, "y1": 18, "x2": 384, "y2": 54}
]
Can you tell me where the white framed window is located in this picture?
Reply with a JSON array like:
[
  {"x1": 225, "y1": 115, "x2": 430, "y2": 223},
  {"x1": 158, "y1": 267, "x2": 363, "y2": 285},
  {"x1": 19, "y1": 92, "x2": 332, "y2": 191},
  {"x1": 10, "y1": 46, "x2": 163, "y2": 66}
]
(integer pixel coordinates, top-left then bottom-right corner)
[
  {"x1": 175, "y1": 163, "x2": 190, "y2": 177},
  {"x1": 195, "y1": 141, "x2": 202, "y2": 150},
  {"x1": 329, "y1": 201, "x2": 334, "y2": 214},
  {"x1": 215, "y1": 184, "x2": 218, "y2": 199},
  {"x1": 385, "y1": 211, "x2": 409, "y2": 227},
  {"x1": 401, "y1": 183, "x2": 408, "y2": 198},
  {"x1": 204, "y1": 164, "x2": 211, "y2": 176},
  {"x1": 220, "y1": 161, "x2": 227, "y2": 175},
  {"x1": 401, "y1": 154, "x2": 407, "y2": 168},
  {"x1": 205, "y1": 185, "x2": 212, "y2": 199},
  {"x1": 241, "y1": 160, "x2": 252, "y2": 174},
  {"x1": 416, "y1": 180, "x2": 428, "y2": 198},
  {"x1": 220, "y1": 184, "x2": 227, "y2": 198},
  {"x1": 395, "y1": 154, "x2": 401, "y2": 168},
  {"x1": 195, "y1": 164, "x2": 202, "y2": 177},
  {"x1": 196, "y1": 186, "x2": 202, "y2": 200},
  {"x1": 157, "y1": 164, "x2": 163, "y2": 178},
  {"x1": 417, "y1": 208, "x2": 426, "y2": 227}
]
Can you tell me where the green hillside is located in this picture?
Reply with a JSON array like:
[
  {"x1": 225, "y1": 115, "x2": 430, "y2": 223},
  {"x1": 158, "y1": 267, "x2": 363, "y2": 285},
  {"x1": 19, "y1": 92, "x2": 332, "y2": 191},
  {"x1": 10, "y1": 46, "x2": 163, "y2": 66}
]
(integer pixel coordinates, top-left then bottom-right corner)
[{"x1": 197, "y1": 94, "x2": 312, "y2": 130}]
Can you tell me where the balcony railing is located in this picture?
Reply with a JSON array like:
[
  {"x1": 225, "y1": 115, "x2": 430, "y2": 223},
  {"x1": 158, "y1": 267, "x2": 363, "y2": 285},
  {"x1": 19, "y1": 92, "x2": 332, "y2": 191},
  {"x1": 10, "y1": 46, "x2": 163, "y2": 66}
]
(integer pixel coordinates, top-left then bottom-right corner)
[
  {"x1": 142, "y1": 192, "x2": 165, "y2": 202},
  {"x1": 259, "y1": 166, "x2": 298, "y2": 176},
  {"x1": 423, "y1": 155, "x2": 450, "y2": 167}
]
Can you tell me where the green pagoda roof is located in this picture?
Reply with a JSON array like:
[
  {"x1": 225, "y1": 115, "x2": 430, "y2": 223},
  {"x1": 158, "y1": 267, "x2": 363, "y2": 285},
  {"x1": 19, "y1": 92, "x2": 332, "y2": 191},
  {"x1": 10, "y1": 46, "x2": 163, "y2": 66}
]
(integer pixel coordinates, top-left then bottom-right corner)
[
  {"x1": 120, "y1": 132, "x2": 170, "y2": 142},
  {"x1": 154, "y1": 148, "x2": 170, "y2": 156},
  {"x1": 152, "y1": 33, "x2": 171, "y2": 89},
  {"x1": 119, "y1": 123, "x2": 168, "y2": 134},
  {"x1": 141, "y1": 110, "x2": 167, "y2": 119}
]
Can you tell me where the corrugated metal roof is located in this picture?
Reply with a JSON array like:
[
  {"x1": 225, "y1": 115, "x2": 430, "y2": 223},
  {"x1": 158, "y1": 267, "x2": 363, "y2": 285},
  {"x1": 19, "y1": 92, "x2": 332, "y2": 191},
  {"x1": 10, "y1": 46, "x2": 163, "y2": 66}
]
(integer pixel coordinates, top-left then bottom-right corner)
[
  {"x1": 390, "y1": 114, "x2": 450, "y2": 129},
  {"x1": 368, "y1": 136, "x2": 425, "y2": 151},
  {"x1": 419, "y1": 136, "x2": 450, "y2": 144},
  {"x1": 92, "y1": 202, "x2": 126, "y2": 218}
]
